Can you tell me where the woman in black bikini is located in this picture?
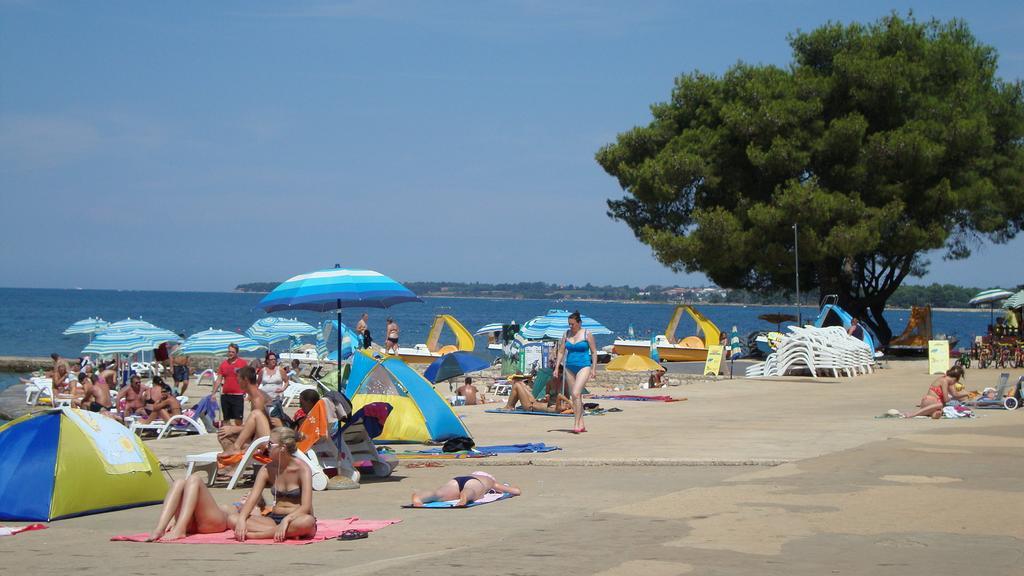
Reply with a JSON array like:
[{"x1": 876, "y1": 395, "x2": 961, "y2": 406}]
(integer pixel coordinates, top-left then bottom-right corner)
[
  {"x1": 235, "y1": 427, "x2": 317, "y2": 542},
  {"x1": 411, "y1": 471, "x2": 521, "y2": 507}
]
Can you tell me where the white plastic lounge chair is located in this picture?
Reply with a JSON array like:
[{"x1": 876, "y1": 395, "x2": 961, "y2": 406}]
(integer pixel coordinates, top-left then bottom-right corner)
[
  {"x1": 224, "y1": 436, "x2": 328, "y2": 491},
  {"x1": 129, "y1": 414, "x2": 208, "y2": 439}
]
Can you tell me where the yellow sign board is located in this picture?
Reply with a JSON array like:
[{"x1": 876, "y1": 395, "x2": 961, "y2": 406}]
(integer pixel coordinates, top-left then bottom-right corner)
[
  {"x1": 704, "y1": 345, "x2": 725, "y2": 376},
  {"x1": 928, "y1": 340, "x2": 950, "y2": 374}
]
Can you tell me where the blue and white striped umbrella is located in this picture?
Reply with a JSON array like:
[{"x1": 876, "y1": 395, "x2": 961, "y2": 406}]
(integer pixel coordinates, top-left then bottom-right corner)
[
  {"x1": 103, "y1": 318, "x2": 181, "y2": 346},
  {"x1": 63, "y1": 317, "x2": 109, "y2": 336},
  {"x1": 321, "y1": 320, "x2": 360, "y2": 361},
  {"x1": 245, "y1": 317, "x2": 319, "y2": 346},
  {"x1": 519, "y1": 309, "x2": 612, "y2": 340},
  {"x1": 174, "y1": 329, "x2": 265, "y2": 356},
  {"x1": 474, "y1": 322, "x2": 507, "y2": 336},
  {"x1": 968, "y1": 289, "x2": 1014, "y2": 306},
  {"x1": 258, "y1": 268, "x2": 422, "y2": 313},
  {"x1": 1002, "y1": 290, "x2": 1024, "y2": 310},
  {"x1": 82, "y1": 331, "x2": 158, "y2": 356}
]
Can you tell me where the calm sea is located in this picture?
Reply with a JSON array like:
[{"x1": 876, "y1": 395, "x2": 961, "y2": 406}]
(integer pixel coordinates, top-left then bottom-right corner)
[{"x1": 0, "y1": 286, "x2": 990, "y2": 396}]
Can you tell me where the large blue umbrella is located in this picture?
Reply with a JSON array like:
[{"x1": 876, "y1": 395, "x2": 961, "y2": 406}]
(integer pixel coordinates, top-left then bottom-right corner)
[
  {"x1": 244, "y1": 317, "x2": 319, "y2": 346},
  {"x1": 423, "y1": 351, "x2": 492, "y2": 383},
  {"x1": 519, "y1": 309, "x2": 612, "y2": 340},
  {"x1": 258, "y1": 266, "x2": 421, "y2": 362}
]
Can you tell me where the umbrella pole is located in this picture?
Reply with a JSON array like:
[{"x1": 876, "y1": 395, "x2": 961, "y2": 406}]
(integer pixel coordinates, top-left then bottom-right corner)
[{"x1": 336, "y1": 303, "x2": 342, "y2": 368}]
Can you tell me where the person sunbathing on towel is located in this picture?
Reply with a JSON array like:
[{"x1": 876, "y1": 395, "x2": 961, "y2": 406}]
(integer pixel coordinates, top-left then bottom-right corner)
[
  {"x1": 411, "y1": 470, "x2": 521, "y2": 507},
  {"x1": 218, "y1": 367, "x2": 271, "y2": 455},
  {"x1": 503, "y1": 379, "x2": 571, "y2": 413},
  {"x1": 145, "y1": 474, "x2": 240, "y2": 541},
  {"x1": 235, "y1": 427, "x2": 317, "y2": 542}
]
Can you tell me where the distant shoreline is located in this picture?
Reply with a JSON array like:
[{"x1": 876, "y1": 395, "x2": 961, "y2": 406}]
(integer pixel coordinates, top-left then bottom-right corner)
[{"x1": 234, "y1": 289, "x2": 990, "y2": 313}]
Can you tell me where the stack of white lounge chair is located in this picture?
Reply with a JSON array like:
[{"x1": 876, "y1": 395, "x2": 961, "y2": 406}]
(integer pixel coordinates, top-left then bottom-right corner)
[{"x1": 746, "y1": 326, "x2": 874, "y2": 378}]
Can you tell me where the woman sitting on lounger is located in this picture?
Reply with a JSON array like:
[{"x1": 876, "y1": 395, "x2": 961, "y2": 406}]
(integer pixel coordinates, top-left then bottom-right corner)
[
  {"x1": 235, "y1": 427, "x2": 317, "y2": 542},
  {"x1": 503, "y1": 379, "x2": 572, "y2": 413},
  {"x1": 902, "y1": 365, "x2": 969, "y2": 418},
  {"x1": 411, "y1": 470, "x2": 521, "y2": 507}
]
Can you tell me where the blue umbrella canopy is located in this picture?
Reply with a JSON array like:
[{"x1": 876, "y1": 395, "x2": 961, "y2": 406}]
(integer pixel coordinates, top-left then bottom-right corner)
[
  {"x1": 519, "y1": 309, "x2": 612, "y2": 340},
  {"x1": 423, "y1": 351, "x2": 493, "y2": 383},
  {"x1": 258, "y1": 267, "x2": 422, "y2": 313},
  {"x1": 63, "y1": 317, "x2": 109, "y2": 336},
  {"x1": 175, "y1": 329, "x2": 265, "y2": 356},
  {"x1": 259, "y1": 266, "x2": 421, "y2": 363},
  {"x1": 245, "y1": 317, "x2": 319, "y2": 346},
  {"x1": 82, "y1": 331, "x2": 158, "y2": 356},
  {"x1": 474, "y1": 322, "x2": 507, "y2": 336}
]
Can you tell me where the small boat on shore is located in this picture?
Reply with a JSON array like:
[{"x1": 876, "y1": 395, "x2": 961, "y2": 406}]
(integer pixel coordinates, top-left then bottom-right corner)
[
  {"x1": 392, "y1": 314, "x2": 475, "y2": 364},
  {"x1": 612, "y1": 305, "x2": 721, "y2": 362}
]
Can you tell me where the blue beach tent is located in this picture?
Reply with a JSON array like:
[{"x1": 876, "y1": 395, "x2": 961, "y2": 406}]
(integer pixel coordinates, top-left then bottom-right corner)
[
  {"x1": 0, "y1": 408, "x2": 167, "y2": 521},
  {"x1": 345, "y1": 350, "x2": 471, "y2": 443}
]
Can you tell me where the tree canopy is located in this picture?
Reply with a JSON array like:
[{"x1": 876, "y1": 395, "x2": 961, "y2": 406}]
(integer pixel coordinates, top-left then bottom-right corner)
[{"x1": 596, "y1": 14, "x2": 1024, "y2": 343}]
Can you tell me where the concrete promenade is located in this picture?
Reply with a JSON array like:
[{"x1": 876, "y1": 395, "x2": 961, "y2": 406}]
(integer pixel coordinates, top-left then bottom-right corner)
[{"x1": 2, "y1": 360, "x2": 1022, "y2": 575}]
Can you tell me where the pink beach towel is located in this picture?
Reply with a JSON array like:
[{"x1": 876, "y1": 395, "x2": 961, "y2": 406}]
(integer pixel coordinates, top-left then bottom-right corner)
[
  {"x1": 111, "y1": 517, "x2": 400, "y2": 545},
  {"x1": 0, "y1": 524, "x2": 47, "y2": 537}
]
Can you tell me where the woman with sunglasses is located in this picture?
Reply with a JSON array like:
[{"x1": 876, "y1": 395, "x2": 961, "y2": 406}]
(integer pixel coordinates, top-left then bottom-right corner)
[{"x1": 235, "y1": 427, "x2": 317, "y2": 542}]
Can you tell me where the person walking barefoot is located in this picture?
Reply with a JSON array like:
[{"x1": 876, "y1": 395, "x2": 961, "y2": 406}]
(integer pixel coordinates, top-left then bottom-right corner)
[
  {"x1": 553, "y1": 311, "x2": 597, "y2": 433},
  {"x1": 411, "y1": 471, "x2": 520, "y2": 507}
]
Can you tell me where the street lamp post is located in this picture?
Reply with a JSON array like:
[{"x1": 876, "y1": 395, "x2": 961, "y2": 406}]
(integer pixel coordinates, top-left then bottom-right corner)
[{"x1": 793, "y1": 223, "x2": 801, "y2": 325}]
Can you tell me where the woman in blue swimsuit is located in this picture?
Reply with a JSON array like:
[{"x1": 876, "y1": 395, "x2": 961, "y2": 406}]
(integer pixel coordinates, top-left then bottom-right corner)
[
  {"x1": 554, "y1": 311, "x2": 597, "y2": 433},
  {"x1": 235, "y1": 427, "x2": 317, "y2": 542}
]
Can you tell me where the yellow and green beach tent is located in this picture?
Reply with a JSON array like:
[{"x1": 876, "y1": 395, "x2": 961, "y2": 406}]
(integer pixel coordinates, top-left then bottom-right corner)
[{"x1": 0, "y1": 407, "x2": 167, "y2": 521}]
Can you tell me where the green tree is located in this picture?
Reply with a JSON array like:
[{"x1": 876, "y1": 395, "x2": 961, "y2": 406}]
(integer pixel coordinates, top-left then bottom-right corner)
[{"x1": 596, "y1": 14, "x2": 1024, "y2": 344}]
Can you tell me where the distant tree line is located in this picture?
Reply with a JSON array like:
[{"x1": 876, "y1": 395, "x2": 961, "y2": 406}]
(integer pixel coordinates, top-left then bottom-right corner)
[{"x1": 236, "y1": 280, "x2": 1011, "y2": 308}]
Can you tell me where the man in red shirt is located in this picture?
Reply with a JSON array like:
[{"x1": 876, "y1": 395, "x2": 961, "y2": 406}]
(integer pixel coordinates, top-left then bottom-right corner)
[{"x1": 213, "y1": 343, "x2": 248, "y2": 425}]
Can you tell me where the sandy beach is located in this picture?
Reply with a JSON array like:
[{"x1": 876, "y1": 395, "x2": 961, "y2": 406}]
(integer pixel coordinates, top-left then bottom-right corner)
[{"x1": 2, "y1": 360, "x2": 1021, "y2": 575}]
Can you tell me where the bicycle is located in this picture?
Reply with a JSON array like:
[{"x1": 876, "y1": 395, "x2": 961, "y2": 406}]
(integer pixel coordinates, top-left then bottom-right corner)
[{"x1": 955, "y1": 354, "x2": 971, "y2": 369}]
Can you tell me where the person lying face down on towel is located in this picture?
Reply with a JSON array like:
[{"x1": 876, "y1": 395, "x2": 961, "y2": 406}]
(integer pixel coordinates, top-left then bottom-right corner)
[
  {"x1": 235, "y1": 427, "x2": 317, "y2": 542},
  {"x1": 503, "y1": 377, "x2": 572, "y2": 413},
  {"x1": 411, "y1": 471, "x2": 521, "y2": 507}
]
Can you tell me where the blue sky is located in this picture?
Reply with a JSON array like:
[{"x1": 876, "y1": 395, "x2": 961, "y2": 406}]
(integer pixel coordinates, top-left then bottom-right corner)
[{"x1": 1, "y1": 1, "x2": 1021, "y2": 291}]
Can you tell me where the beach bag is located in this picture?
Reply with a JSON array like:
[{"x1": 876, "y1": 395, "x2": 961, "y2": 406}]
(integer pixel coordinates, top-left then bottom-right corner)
[{"x1": 442, "y1": 436, "x2": 475, "y2": 453}]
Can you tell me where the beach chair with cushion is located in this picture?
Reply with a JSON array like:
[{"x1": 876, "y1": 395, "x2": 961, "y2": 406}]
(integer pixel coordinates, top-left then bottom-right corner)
[
  {"x1": 223, "y1": 436, "x2": 329, "y2": 491},
  {"x1": 297, "y1": 398, "x2": 397, "y2": 487}
]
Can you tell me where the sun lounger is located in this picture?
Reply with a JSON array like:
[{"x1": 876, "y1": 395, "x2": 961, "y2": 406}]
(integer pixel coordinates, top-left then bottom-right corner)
[
  {"x1": 128, "y1": 414, "x2": 208, "y2": 439},
  {"x1": 223, "y1": 436, "x2": 328, "y2": 490}
]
